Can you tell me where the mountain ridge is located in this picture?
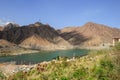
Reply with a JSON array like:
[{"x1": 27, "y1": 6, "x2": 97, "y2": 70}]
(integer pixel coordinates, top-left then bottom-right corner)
[
  {"x1": 0, "y1": 22, "x2": 73, "y2": 50},
  {"x1": 60, "y1": 22, "x2": 120, "y2": 47},
  {"x1": 0, "y1": 21, "x2": 120, "y2": 50}
]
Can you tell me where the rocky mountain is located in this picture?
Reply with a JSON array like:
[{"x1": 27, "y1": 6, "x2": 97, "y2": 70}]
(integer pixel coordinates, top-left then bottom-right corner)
[
  {"x1": 0, "y1": 22, "x2": 72, "y2": 50},
  {"x1": 0, "y1": 26, "x2": 3, "y2": 31},
  {"x1": 3, "y1": 22, "x2": 20, "y2": 31},
  {"x1": 60, "y1": 22, "x2": 120, "y2": 47},
  {"x1": 0, "y1": 39, "x2": 15, "y2": 48},
  {"x1": 0, "y1": 21, "x2": 120, "y2": 50}
]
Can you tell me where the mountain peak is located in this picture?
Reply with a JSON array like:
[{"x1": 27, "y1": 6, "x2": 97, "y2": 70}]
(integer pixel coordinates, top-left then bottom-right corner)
[
  {"x1": 86, "y1": 22, "x2": 95, "y2": 24},
  {"x1": 61, "y1": 22, "x2": 120, "y2": 47},
  {"x1": 34, "y1": 22, "x2": 43, "y2": 27},
  {"x1": 84, "y1": 22, "x2": 97, "y2": 27},
  {"x1": 3, "y1": 22, "x2": 20, "y2": 31}
]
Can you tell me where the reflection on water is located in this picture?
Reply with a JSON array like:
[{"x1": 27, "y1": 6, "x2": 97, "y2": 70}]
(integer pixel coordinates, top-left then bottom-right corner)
[{"x1": 0, "y1": 49, "x2": 89, "y2": 64}]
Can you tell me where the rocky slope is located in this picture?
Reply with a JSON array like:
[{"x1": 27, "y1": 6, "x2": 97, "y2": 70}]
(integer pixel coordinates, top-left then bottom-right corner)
[
  {"x1": 0, "y1": 26, "x2": 3, "y2": 31},
  {"x1": 60, "y1": 22, "x2": 120, "y2": 47},
  {"x1": 0, "y1": 39, "x2": 15, "y2": 48},
  {"x1": 0, "y1": 21, "x2": 120, "y2": 50},
  {"x1": 0, "y1": 22, "x2": 72, "y2": 50}
]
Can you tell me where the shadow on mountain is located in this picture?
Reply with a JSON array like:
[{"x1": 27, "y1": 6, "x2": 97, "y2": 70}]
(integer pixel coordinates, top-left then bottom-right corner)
[
  {"x1": 0, "y1": 23, "x2": 59, "y2": 44},
  {"x1": 60, "y1": 31, "x2": 91, "y2": 45}
]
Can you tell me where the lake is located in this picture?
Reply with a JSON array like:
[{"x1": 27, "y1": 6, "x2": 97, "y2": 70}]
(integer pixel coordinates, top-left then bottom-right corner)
[{"x1": 0, "y1": 49, "x2": 89, "y2": 64}]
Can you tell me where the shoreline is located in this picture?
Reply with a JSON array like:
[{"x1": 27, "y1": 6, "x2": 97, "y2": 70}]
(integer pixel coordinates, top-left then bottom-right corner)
[
  {"x1": 0, "y1": 46, "x2": 111, "y2": 76},
  {"x1": 0, "y1": 50, "x2": 107, "y2": 77},
  {"x1": 0, "y1": 45, "x2": 110, "y2": 57},
  {"x1": 0, "y1": 54, "x2": 86, "y2": 77}
]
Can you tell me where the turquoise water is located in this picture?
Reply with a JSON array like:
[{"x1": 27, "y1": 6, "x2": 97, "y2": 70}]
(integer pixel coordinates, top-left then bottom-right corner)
[{"x1": 0, "y1": 49, "x2": 89, "y2": 64}]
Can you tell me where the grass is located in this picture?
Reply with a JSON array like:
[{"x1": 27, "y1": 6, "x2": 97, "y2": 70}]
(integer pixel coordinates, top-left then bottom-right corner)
[
  {"x1": 0, "y1": 71, "x2": 6, "y2": 80},
  {"x1": 2, "y1": 43, "x2": 120, "y2": 80}
]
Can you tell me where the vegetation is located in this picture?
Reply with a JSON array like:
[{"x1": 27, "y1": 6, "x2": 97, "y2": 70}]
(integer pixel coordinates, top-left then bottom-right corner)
[
  {"x1": 0, "y1": 71, "x2": 6, "y2": 80},
  {"x1": 1, "y1": 43, "x2": 120, "y2": 80}
]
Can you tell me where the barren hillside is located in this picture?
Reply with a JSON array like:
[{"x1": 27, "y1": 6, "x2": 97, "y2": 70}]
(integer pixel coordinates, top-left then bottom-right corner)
[
  {"x1": 0, "y1": 22, "x2": 72, "y2": 50},
  {"x1": 60, "y1": 22, "x2": 120, "y2": 47}
]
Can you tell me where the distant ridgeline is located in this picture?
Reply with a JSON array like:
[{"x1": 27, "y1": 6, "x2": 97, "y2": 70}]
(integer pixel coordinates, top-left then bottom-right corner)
[{"x1": 0, "y1": 22, "x2": 120, "y2": 50}]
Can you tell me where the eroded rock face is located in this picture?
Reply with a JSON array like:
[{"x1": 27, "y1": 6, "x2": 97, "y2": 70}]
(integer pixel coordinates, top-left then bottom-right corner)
[
  {"x1": 0, "y1": 22, "x2": 72, "y2": 50},
  {"x1": 3, "y1": 23, "x2": 20, "y2": 31},
  {"x1": 0, "y1": 22, "x2": 57, "y2": 43}
]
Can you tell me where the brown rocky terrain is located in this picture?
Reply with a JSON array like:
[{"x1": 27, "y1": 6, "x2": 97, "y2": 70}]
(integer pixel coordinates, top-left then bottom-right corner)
[
  {"x1": 0, "y1": 22, "x2": 72, "y2": 50},
  {"x1": 3, "y1": 23, "x2": 20, "y2": 31},
  {"x1": 0, "y1": 26, "x2": 3, "y2": 31},
  {"x1": 60, "y1": 22, "x2": 120, "y2": 47},
  {"x1": 0, "y1": 39, "x2": 15, "y2": 48},
  {"x1": 0, "y1": 21, "x2": 120, "y2": 50}
]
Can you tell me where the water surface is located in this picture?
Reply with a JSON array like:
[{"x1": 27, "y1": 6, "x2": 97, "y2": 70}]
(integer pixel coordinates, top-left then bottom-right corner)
[{"x1": 0, "y1": 49, "x2": 89, "y2": 64}]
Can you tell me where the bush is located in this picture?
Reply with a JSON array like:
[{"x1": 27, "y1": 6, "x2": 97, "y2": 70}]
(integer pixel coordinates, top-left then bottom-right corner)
[
  {"x1": 73, "y1": 67, "x2": 87, "y2": 79},
  {"x1": 100, "y1": 60, "x2": 114, "y2": 71},
  {"x1": 114, "y1": 42, "x2": 120, "y2": 51},
  {"x1": 10, "y1": 71, "x2": 27, "y2": 80},
  {"x1": 61, "y1": 76, "x2": 69, "y2": 80},
  {"x1": 0, "y1": 71, "x2": 6, "y2": 80},
  {"x1": 91, "y1": 57, "x2": 118, "y2": 80}
]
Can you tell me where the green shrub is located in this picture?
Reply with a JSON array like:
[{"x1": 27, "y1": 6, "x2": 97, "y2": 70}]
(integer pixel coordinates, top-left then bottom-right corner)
[
  {"x1": 61, "y1": 61, "x2": 70, "y2": 68},
  {"x1": 100, "y1": 60, "x2": 114, "y2": 71},
  {"x1": 0, "y1": 71, "x2": 6, "y2": 80},
  {"x1": 114, "y1": 42, "x2": 120, "y2": 51},
  {"x1": 73, "y1": 67, "x2": 87, "y2": 79},
  {"x1": 11, "y1": 71, "x2": 27, "y2": 80},
  {"x1": 92, "y1": 59, "x2": 115, "y2": 80},
  {"x1": 60, "y1": 76, "x2": 69, "y2": 80}
]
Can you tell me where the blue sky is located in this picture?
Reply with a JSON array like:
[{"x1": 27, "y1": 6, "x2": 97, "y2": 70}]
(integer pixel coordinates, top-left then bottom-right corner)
[{"x1": 0, "y1": 0, "x2": 120, "y2": 29}]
